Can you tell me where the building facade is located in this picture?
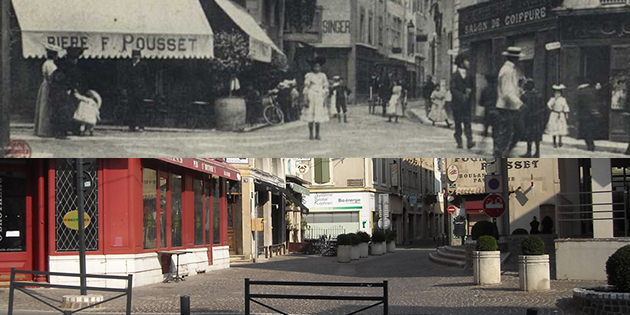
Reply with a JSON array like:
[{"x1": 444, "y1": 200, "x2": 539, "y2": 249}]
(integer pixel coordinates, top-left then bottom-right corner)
[
  {"x1": 444, "y1": 158, "x2": 561, "y2": 239},
  {"x1": 0, "y1": 158, "x2": 238, "y2": 287}
]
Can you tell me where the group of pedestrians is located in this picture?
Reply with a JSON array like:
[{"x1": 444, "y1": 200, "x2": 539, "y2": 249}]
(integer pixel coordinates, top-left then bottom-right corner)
[
  {"x1": 423, "y1": 45, "x2": 613, "y2": 157},
  {"x1": 33, "y1": 45, "x2": 150, "y2": 139}
]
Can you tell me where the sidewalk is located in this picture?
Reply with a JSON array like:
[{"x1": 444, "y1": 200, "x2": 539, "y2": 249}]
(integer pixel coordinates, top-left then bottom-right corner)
[{"x1": 404, "y1": 99, "x2": 630, "y2": 156}]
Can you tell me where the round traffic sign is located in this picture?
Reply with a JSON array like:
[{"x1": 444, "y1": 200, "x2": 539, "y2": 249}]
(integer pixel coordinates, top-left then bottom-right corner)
[
  {"x1": 378, "y1": 218, "x2": 391, "y2": 229},
  {"x1": 483, "y1": 194, "x2": 506, "y2": 218},
  {"x1": 447, "y1": 165, "x2": 459, "y2": 182},
  {"x1": 488, "y1": 178, "x2": 500, "y2": 190},
  {"x1": 447, "y1": 205, "x2": 457, "y2": 215}
]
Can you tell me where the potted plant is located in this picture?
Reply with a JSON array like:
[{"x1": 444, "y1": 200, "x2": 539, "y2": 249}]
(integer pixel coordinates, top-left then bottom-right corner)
[
  {"x1": 348, "y1": 233, "x2": 361, "y2": 260},
  {"x1": 336, "y1": 234, "x2": 352, "y2": 263},
  {"x1": 208, "y1": 29, "x2": 253, "y2": 131},
  {"x1": 386, "y1": 230, "x2": 397, "y2": 253},
  {"x1": 519, "y1": 235, "x2": 550, "y2": 291},
  {"x1": 357, "y1": 231, "x2": 370, "y2": 258},
  {"x1": 607, "y1": 245, "x2": 630, "y2": 291},
  {"x1": 473, "y1": 235, "x2": 501, "y2": 285},
  {"x1": 370, "y1": 230, "x2": 386, "y2": 256}
]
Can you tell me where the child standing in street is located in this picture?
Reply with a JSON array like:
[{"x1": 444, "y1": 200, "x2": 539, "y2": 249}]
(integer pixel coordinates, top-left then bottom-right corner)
[
  {"x1": 546, "y1": 84, "x2": 570, "y2": 148},
  {"x1": 428, "y1": 84, "x2": 451, "y2": 128},
  {"x1": 330, "y1": 76, "x2": 351, "y2": 123}
]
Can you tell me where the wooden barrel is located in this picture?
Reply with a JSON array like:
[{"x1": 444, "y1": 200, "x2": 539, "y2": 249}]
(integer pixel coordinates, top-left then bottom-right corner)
[{"x1": 214, "y1": 97, "x2": 246, "y2": 131}]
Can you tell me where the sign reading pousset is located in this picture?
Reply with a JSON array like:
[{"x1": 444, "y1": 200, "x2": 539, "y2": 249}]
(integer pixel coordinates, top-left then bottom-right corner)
[{"x1": 459, "y1": 0, "x2": 554, "y2": 38}]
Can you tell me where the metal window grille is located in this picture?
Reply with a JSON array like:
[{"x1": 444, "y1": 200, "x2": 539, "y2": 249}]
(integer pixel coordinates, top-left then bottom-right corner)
[{"x1": 55, "y1": 159, "x2": 99, "y2": 251}]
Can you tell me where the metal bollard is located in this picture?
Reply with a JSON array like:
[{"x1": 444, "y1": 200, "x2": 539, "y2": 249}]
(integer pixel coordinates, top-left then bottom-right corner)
[
  {"x1": 181, "y1": 295, "x2": 190, "y2": 315},
  {"x1": 526, "y1": 308, "x2": 538, "y2": 315}
]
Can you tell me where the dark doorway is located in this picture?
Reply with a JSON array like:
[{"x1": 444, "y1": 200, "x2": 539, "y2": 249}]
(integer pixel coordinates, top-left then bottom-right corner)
[{"x1": 581, "y1": 46, "x2": 611, "y2": 140}]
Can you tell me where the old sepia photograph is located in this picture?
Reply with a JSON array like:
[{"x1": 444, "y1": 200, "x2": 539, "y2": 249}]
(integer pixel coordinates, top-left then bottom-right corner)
[{"x1": 1, "y1": 0, "x2": 630, "y2": 157}]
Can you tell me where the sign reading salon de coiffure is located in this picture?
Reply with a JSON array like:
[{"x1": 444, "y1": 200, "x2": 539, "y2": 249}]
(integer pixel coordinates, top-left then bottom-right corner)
[{"x1": 459, "y1": 0, "x2": 555, "y2": 38}]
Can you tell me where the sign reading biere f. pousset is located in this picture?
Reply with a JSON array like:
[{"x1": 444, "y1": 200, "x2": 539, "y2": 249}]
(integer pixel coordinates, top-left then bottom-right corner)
[{"x1": 459, "y1": 0, "x2": 554, "y2": 38}]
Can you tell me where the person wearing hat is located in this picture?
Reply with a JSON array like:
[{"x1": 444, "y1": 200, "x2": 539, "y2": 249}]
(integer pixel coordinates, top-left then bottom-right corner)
[
  {"x1": 494, "y1": 46, "x2": 525, "y2": 157},
  {"x1": 34, "y1": 44, "x2": 61, "y2": 137},
  {"x1": 545, "y1": 84, "x2": 570, "y2": 148},
  {"x1": 379, "y1": 72, "x2": 393, "y2": 116},
  {"x1": 520, "y1": 79, "x2": 546, "y2": 157},
  {"x1": 303, "y1": 56, "x2": 329, "y2": 140},
  {"x1": 575, "y1": 76, "x2": 602, "y2": 152},
  {"x1": 49, "y1": 46, "x2": 85, "y2": 139},
  {"x1": 450, "y1": 53, "x2": 475, "y2": 150},
  {"x1": 124, "y1": 49, "x2": 150, "y2": 132},
  {"x1": 479, "y1": 74, "x2": 498, "y2": 138},
  {"x1": 330, "y1": 75, "x2": 351, "y2": 123}
]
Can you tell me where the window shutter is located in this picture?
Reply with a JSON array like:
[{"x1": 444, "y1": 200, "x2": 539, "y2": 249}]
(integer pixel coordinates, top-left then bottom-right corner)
[{"x1": 314, "y1": 158, "x2": 330, "y2": 184}]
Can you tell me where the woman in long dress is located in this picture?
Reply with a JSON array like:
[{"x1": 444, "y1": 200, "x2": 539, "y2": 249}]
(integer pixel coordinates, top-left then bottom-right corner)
[
  {"x1": 33, "y1": 45, "x2": 60, "y2": 137},
  {"x1": 545, "y1": 84, "x2": 570, "y2": 148},
  {"x1": 302, "y1": 56, "x2": 329, "y2": 140},
  {"x1": 428, "y1": 84, "x2": 450, "y2": 128},
  {"x1": 387, "y1": 80, "x2": 403, "y2": 123}
]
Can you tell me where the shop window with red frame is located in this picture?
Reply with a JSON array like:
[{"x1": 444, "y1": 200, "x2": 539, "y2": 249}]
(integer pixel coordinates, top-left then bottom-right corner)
[{"x1": 142, "y1": 167, "x2": 183, "y2": 250}]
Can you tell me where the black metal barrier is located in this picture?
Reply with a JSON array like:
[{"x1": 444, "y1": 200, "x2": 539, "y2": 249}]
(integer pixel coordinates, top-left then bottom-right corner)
[
  {"x1": 244, "y1": 278, "x2": 388, "y2": 315},
  {"x1": 8, "y1": 268, "x2": 133, "y2": 315}
]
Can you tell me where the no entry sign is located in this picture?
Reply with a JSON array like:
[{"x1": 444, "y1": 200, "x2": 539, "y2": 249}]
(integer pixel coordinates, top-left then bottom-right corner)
[
  {"x1": 483, "y1": 194, "x2": 506, "y2": 218},
  {"x1": 448, "y1": 206, "x2": 458, "y2": 215}
]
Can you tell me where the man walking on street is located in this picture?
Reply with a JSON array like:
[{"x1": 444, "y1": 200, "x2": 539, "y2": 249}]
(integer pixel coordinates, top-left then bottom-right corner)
[
  {"x1": 125, "y1": 49, "x2": 149, "y2": 132},
  {"x1": 494, "y1": 47, "x2": 525, "y2": 157},
  {"x1": 450, "y1": 54, "x2": 475, "y2": 150},
  {"x1": 576, "y1": 76, "x2": 602, "y2": 152}
]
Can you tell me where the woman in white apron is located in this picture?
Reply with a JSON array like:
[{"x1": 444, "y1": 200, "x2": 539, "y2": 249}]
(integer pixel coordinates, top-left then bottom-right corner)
[{"x1": 302, "y1": 56, "x2": 329, "y2": 140}]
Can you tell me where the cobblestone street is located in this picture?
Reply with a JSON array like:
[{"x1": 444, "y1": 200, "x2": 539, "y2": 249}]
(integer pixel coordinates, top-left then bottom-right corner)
[{"x1": 1, "y1": 245, "x2": 605, "y2": 315}]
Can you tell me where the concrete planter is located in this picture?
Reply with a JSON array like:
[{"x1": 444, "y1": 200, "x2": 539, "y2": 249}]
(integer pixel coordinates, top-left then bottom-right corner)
[
  {"x1": 387, "y1": 241, "x2": 396, "y2": 253},
  {"x1": 351, "y1": 245, "x2": 360, "y2": 260},
  {"x1": 573, "y1": 286, "x2": 630, "y2": 315},
  {"x1": 473, "y1": 251, "x2": 501, "y2": 285},
  {"x1": 519, "y1": 254, "x2": 550, "y2": 291},
  {"x1": 371, "y1": 242, "x2": 384, "y2": 256},
  {"x1": 337, "y1": 245, "x2": 351, "y2": 263},
  {"x1": 359, "y1": 243, "x2": 369, "y2": 258}
]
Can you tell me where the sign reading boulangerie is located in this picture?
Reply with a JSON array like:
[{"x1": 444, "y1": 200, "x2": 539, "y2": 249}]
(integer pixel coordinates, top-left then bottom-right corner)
[{"x1": 459, "y1": 0, "x2": 554, "y2": 38}]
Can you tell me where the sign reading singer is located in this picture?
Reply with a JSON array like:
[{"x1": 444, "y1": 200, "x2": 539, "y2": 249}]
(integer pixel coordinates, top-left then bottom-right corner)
[{"x1": 483, "y1": 194, "x2": 506, "y2": 218}]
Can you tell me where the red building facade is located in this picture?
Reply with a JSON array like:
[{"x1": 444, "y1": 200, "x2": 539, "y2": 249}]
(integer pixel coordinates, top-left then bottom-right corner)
[{"x1": 0, "y1": 158, "x2": 239, "y2": 287}]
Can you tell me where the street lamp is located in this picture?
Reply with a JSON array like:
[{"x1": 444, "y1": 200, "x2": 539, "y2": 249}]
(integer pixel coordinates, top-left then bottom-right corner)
[{"x1": 407, "y1": 20, "x2": 415, "y2": 32}]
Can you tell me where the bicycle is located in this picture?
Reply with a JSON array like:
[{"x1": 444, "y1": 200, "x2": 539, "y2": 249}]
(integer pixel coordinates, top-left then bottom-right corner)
[{"x1": 262, "y1": 90, "x2": 285, "y2": 125}]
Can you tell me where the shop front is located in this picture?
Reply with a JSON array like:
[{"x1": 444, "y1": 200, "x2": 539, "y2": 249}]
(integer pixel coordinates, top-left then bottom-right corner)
[
  {"x1": 556, "y1": 7, "x2": 630, "y2": 141},
  {"x1": 9, "y1": 0, "x2": 216, "y2": 127},
  {"x1": 458, "y1": 0, "x2": 559, "y2": 120},
  {"x1": 0, "y1": 158, "x2": 240, "y2": 287},
  {"x1": 303, "y1": 191, "x2": 374, "y2": 237}
]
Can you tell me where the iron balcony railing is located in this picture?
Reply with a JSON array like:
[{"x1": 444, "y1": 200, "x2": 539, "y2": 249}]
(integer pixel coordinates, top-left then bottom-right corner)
[{"x1": 556, "y1": 190, "x2": 629, "y2": 238}]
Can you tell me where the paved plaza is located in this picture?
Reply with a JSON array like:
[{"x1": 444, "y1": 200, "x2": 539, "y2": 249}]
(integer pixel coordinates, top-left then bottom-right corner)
[{"x1": 0, "y1": 245, "x2": 604, "y2": 315}]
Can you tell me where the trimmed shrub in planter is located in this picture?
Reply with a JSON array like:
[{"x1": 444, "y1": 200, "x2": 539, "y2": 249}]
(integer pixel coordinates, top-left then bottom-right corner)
[
  {"x1": 357, "y1": 231, "x2": 370, "y2": 258},
  {"x1": 476, "y1": 235, "x2": 498, "y2": 251},
  {"x1": 386, "y1": 230, "x2": 397, "y2": 253},
  {"x1": 471, "y1": 221, "x2": 498, "y2": 240},
  {"x1": 336, "y1": 234, "x2": 352, "y2": 263},
  {"x1": 349, "y1": 233, "x2": 361, "y2": 260},
  {"x1": 519, "y1": 236, "x2": 550, "y2": 291},
  {"x1": 512, "y1": 228, "x2": 529, "y2": 235},
  {"x1": 521, "y1": 236, "x2": 545, "y2": 255},
  {"x1": 371, "y1": 231, "x2": 386, "y2": 256},
  {"x1": 606, "y1": 245, "x2": 630, "y2": 293},
  {"x1": 473, "y1": 235, "x2": 501, "y2": 285}
]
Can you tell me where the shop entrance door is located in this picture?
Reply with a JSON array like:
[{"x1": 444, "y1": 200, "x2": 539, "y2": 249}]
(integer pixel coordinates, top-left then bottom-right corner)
[
  {"x1": 0, "y1": 163, "x2": 33, "y2": 281},
  {"x1": 582, "y1": 46, "x2": 611, "y2": 140}
]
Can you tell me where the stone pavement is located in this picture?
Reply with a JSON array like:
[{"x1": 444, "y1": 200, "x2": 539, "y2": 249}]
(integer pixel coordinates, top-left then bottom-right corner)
[
  {"x1": 0, "y1": 245, "x2": 604, "y2": 315},
  {"x1": 404, "y1": 99, "x2": 630, "y2": 156}
]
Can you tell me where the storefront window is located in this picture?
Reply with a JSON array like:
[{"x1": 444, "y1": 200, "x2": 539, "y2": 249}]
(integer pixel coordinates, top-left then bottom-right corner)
[
  {"x1": 159, "y1": 176, "x2": 168, "y2": 248},
  {"x1": 205, "y1": 183, "x2": 211, "y2": 245},
  {"x1": 194, "y1": 179, "x2": 204, "y2": 245},
  {"x1": 171, "y1": 174, "x2": 183, "y2": 248},
  {"x1": 213, "y1": 178, "x2": 221, "y2": 244},
  {"x1": 0, "y1": 172, "x2": 27, "y2": 252},
  {"x1": 143, "y1": 168, "x2": 157, "y2": 249}
]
